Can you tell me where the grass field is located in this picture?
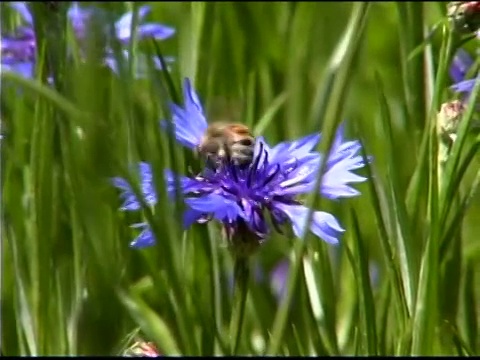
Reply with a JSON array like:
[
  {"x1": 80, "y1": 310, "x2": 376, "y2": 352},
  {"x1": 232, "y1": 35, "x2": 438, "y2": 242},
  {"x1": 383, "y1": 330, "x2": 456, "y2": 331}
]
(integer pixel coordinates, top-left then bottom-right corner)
[{"x1": 1, "y1": 1, "x2": 480, "y2": 356}]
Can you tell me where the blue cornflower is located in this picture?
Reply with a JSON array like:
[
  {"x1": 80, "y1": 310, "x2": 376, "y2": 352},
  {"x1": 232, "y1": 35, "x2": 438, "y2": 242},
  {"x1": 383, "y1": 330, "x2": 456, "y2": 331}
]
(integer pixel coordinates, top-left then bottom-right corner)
[
  {"x1": 1, "y1": 2, "x2": 175, "y2": 78},
  {"x1": 1, "y1": 3, "x2": 36, "y2": 78},
  {"x1": 449, "y1": 48, "x2": 479, "y2": 97},
  {"x1": 1, "y1": 29, "x2": 36, "y2": 79},
  {"x1": 113, "y1": 79, "x2": 368, "y2": 250},
  {"x1": 111, "y1": 4, "x2": 175, "y2": 44}
]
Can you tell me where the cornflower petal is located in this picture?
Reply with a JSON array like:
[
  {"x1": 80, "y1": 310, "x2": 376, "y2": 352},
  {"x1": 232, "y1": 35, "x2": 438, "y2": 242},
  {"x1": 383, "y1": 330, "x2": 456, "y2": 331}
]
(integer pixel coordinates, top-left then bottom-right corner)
[
  {"x1": 185, "y1": 193, "x2": 245, "y2": 224},
  {"x1": 268, "y1": 133, "x2": 321, "y2": 165},
  {"x1": 115, "y1": 5, "x2": 175, "y2": 43},
  {"x1": 320, "y1": 161, "x2": 367, "y2": 199},
  {"x1": 164, "y1": 169, "x2": 205, "y2": 197},
  {"x1": 130, "y1": 223, "x2": 155, "y2": 248},
  {"x1": 450, "y1": 49, "x2": 474, "y2": 84},
  {"x1": 112, "y1": 177, "x2": 142, "y2": 211},
  {"x1": 183, "y1": 208, "x2": 205, "y2": 228},
  {"x1": 451, "y1": 78, "x2": 477, "y2": 94},
  {"x1": 1, "y1": 60, "x2": 34, "y2": 78},
  {"x1": 449, "y1": 49, "x2": 479, "y2": 98},
  {"x1": 162, "y1": 78, "x2": 208, "y2": 149},
  {"x1": 111, "y1": 162, "x2": 158, "y2": 211},
  {"x1": 115, "y1": 5, "x2": 151, "y2": 41},
  {"x1": 67, "y1": 2, "x2": 105, "y2": 41},
  {"x1": 277, "y1": 157, "x2": 321, "y2": 191},
  {"x1": 275, "y1": 203, "x2": 344, "y2": 244},
  {"x1": 9, "y1": 2, "x2": 33, "y2": 24},
  {"x1": 137, "y1": 23, "x2": 176, "y2": 41}
]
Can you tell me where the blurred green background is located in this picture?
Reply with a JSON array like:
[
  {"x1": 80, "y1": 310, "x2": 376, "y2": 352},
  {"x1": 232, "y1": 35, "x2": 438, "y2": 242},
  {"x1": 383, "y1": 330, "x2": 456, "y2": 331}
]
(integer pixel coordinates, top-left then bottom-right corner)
[{"x1": 1, "y1": 1, "x2": 479, "y2": 356}]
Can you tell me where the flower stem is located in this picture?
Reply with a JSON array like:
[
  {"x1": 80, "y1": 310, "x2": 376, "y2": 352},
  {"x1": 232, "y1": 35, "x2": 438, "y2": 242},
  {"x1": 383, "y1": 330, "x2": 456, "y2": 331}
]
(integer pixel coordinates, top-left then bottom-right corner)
[{"x1": 229, "y1": 256, "x2": 250, "y2": 355}]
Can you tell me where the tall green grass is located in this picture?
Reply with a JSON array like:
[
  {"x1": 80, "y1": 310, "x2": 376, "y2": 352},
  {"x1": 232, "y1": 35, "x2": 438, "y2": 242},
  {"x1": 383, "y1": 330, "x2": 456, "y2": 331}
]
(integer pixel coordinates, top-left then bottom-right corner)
[{"x1": 1, "y1": 1, "x2": 479, "y2": 356}]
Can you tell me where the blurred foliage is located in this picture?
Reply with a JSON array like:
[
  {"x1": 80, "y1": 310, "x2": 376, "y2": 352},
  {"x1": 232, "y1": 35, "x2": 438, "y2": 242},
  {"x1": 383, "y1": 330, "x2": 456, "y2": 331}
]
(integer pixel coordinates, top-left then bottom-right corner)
[{"x1": 1, "y1": 1, "x2": 479, "y2": 356}]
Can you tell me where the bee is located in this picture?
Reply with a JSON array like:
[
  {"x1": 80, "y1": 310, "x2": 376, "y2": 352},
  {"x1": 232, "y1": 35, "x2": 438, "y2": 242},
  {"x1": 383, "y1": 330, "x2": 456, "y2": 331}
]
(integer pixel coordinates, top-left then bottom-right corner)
[{"x1": 196, "y1": 122, "x2": 256, "y2": 169}]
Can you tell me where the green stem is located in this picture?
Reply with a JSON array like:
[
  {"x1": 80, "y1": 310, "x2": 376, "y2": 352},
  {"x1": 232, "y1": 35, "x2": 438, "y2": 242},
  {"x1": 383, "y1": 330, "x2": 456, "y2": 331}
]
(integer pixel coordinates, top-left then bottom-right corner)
[
  {"x1": 436, "y1": 109, "x2": 463, "y2": 354},
  {"x1": 229, "y1": 256, "x2": 250, "y2": 355}
]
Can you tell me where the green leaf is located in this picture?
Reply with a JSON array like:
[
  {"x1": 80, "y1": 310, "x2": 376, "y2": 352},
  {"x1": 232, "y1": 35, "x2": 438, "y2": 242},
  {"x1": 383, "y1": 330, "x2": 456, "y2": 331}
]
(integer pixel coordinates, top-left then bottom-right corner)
[
  {"x1": 347, "y1": 210, "x2": 378, "y2": 355},
  {"x1": 118, "y1": 291, "x2": 181, "y2": 355}
]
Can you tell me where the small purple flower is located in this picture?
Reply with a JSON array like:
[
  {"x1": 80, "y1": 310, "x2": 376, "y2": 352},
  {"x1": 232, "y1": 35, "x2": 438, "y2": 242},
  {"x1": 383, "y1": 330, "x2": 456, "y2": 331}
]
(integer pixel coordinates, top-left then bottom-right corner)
[
  {"x1": 1, "y1": 2, "x2": 175, "y2": 78},
  {"x1": 113, "y1": 79, "x2": 368, "y2": 248},
  {"x1": 449, "y1": 49, "x2": 479, "y2": 97},
  {"x1": 114, "y1": 4, "x2": 175, "y2": 44},
  {"x1": 111, "y1": 163, "x2": 158, "y2": 248},
  {"x1": 1, "y1": 2, "x2": 36, "y2": 78},
  {"x1": 270, "y1": 260, "x2": 289, "y2": 300},
  {"x1": 112, "y1": 162, "x2": 158, "y2": 211},
  {"x1": 1, "y1": 31, "x2": 36, "y2": 78}
]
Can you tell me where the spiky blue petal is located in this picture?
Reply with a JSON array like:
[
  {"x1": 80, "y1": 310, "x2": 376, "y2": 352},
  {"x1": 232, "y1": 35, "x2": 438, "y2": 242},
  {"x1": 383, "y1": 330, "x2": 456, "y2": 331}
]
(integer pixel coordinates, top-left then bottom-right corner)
[
  {"x1": 115, "y1": 5, "x2": 175, "y2": 43},
  {"x1": 130, "y1": 223, "x2": 155, "y2": 248},
  {"x1": 162, "y1": 78, "x2": 208, "y2": 149}
]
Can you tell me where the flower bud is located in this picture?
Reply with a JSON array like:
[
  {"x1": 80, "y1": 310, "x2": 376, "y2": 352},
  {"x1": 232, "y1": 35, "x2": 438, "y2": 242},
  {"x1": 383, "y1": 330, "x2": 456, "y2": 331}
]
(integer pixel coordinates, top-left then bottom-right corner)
[
  {"x1": 448, "y1": 1, "x2": 480, "y2": 34},
  {"x1": 123, "y1": 341, "x2": 161, "y2": 357},
  {"x1": 437, "y1": 100, "x2": 466, "y2": 145}
]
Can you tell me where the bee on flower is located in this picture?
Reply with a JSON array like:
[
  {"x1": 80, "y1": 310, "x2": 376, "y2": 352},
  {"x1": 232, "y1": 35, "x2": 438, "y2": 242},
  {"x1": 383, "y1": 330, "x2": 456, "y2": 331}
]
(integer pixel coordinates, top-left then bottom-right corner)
[{"x1": 113, "y1": 79, "x2": 369, "y2": 255}]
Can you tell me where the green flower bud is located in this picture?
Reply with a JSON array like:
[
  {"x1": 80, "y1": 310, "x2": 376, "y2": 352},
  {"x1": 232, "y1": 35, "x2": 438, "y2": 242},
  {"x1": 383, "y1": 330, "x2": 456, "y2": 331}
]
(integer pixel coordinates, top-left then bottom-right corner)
[{"x1": 437, "y1": 100, "x2": 465, "y2": 145}]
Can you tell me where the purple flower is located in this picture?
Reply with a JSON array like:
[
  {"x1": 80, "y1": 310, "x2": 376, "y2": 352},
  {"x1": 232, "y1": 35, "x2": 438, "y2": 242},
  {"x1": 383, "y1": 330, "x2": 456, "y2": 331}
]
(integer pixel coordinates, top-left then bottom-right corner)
[
  {"x1": 1, "y1": 31, "x2": 36, "y2": 79},
  {"x1": 449, "y1": 49, "x2": 478, "y2": 96},
  {"x1": 112, "y1": 162, "x2": 158, "y2": 211},
  {"x1": 113, "y1": 79, "x2": 368, "y2": 248},
  {"x1": 111, "y1": 163, "x2": 158, "y2": 248},
  {"x1": 1, "y1": 2, "x2": 36, "y2": 78},
  {"x1": 270, "y1": 260, "x2": 289, "y2": 300},
  {"x1": 1, "y1": 2, "x2": 175, "y2": 78},
  {"x1": 113, "y1": 4, "x2": 175, "y2": 44}
]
